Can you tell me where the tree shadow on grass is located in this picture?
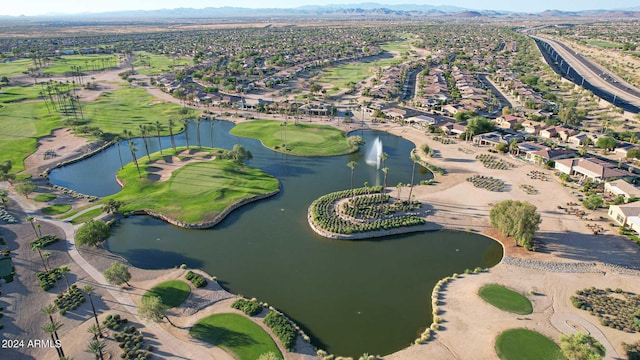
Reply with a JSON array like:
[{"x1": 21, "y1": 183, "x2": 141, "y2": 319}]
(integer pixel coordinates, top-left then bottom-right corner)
[{"x1": 190, "y1": 324, "x2": 257, "y2": 349}]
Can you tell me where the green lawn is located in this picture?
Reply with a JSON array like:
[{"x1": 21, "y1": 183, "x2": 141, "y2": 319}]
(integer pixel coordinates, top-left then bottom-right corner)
[
  {"x1": 42, "y1": 204, "x2": 72, "y2": 215},
  {"x1": 495, "y1": 329, "x2": 565, "y2": 360},
  {"x1": 478, "y1": 285, "x2": 533, "y2": 315},
  {"x1": 586, "y1": 40, "x2": 623, "y2": 49},
  {"x1": 42, "y1": 55, "x2": 118, "y2": 75},
  {"x1": 0, "y1": 58, "x2": 33, "y2": 78},
  {"x1": 69, "y1": 208, "x2": 103, "y2": 224},
  {"x1": 0, "y1": 85, "x2": 43, "y2": 103},
  {"x1": 132, "y1": 52, "x2": 191, "y2": 76},
  {"x1": 190, "y1": 313, "x2": 282, "y2": 360},
  {"x1": 108, "y1": 147, "x2": 279, "y2": 224},
  {"x1": 230, "y1": 120, "x2": 358, "y2": 156},
  {"x1": 380, "y1": 39, "x2": 414, "y2": 54},
  {"x1": 143, "y1": 280, "x2": 190, "y2": 308},
  {"x1": 83, "y1": 87, "x2": 189, "y2": 136},
  {"x1": 0, "y1": 101, "x2": 61, "y2": 173},
  {"x1": 34, "y1": 193, "x2": 57, "y2": 202}
]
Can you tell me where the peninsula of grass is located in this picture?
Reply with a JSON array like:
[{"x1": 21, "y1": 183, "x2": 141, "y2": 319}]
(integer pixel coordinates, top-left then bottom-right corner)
[
  {"x1": 69, "y1": 208, "x2": 103, "y2": 224},
  {"x1": 479, "y1": 285, "x2": 533, "y2": 315},
  {"x1": 108, "y1": 147, "x2": 279, "y2": 227},
  {"x1": 143, "y1": 280, "x2": 190, "y2": 308},
  {"x1": 42, "y1": 204, "x2": 72, "y2": 215},
  {"x1": 230, "y1": 120, "x2": 359, "y2": 156},
  {"x1": 190, "y1": 313, "x2": 282, "y2": 360},
  {"x1": 495, "y1": 328, "x2": 565, "y2": 360}
]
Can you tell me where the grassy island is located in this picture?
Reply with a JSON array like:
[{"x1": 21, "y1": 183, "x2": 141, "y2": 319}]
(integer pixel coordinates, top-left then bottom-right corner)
[
  {"x1": 108, "y1": 147, "x2": 279, "y2": 226},
  {"x1": 230, "y1": 120, "x2": 360, "y2": 156}
]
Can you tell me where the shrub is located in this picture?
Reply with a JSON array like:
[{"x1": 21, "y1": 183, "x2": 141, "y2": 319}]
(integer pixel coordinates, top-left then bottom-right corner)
[
  {"x1": 232, "y1": 299, "x2": 263, "y2": 316},
  {"x1": 185, "y1": 271, "x2": 207, "y2": 288},
  {"x1": 264, "y1": 311, "x2": 297, "y2": 351}
]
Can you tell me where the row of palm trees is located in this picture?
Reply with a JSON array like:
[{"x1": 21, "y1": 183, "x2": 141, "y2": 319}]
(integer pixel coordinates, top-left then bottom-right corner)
[
  {"x1": 346, "y1": 150, "x2": 421, "y2": 204},
  {"x1": 112, "y1": 116, "x2": 217, "y2": 178}
]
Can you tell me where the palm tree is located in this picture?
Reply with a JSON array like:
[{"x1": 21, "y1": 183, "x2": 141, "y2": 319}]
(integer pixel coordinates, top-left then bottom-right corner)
[
  {"x1": 85, "y1": 339, "x2": 106, "y2": 360},
  {"x1": 42, "y1": 305, "x2": 65, "y2": 358},
  {"x1": 138, "y1": 124, "x2": 151, "y2": 160},
  {"x1": 168, "y1": 119, "x2": 177, "y2": 153},
  {"x1": 209, "y1": 117, "x2": 215, "y2": 147},
  {"x1": 509, "y1": 139, "x2": 519, "y2": 156},
  {"x1": 347, "y1": 161, "x2": 357, "y2": 199},
  {"x1": 363, "y1": 181, "x2": 369, "y2": 195},
  {"x1": 83, "y1": 285, "x2": 102, "y2": 337},
  {"x1": 113, "y1": 135, "x2": 124, "y2": 169},
  {"x1": 26, "y1": 216, "x2": 39, "y2": 238},
  {"x1": 59, "y1": 266, "x2": 71, "y2": 293},
  {"x1": 408, "y1": 152, "x2": 418, "y2": 202},
  {"x1": 195, "y1": 117, "x2": 202, "y2": 148},
  {"x1": 381, "y1": 167, "x2": 389, "y2": 210},
  {"x1": 32, "y1": 242, "x2": 49, "y2": 272},
  {"x1": 379, "y1": 152, "x2": 388, "y2": 170},
  {"x1": 42, "y1": 321, "x2": 64, "y2": 358},
  {"x1": 396, "y1": 182, "x2": 403, "y2": 199},
  {"x1": 128, "y1": 141, "x2": 141, "y2": 178},
  {"x1": 180, "y1": 118, "x2": 190, "y2": 149},
  {"x1": 154, "y1": 120, "x2": 164, "y2": 155}
]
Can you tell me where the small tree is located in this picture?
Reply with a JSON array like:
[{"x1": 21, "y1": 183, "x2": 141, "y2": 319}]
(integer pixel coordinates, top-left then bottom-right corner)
[
  {"x1": 596, "y1": 137, "x2": 616, "y2": 152},
  {"x1": 560, "y1": 333, "x2": 605, "y2": 360},
  {"x1": 489, "y1": 200, "x2": 541, "y2": 250},
  {"x1": 583, "y1": 194, "x2": 604, "y2": 210},
  {"x1": 75, "y1": 219, "x2": 110, "y2": 247},
  {"x1": 103, "y1": 262, "x2": 131, "y2": 287},
  {"x1": 138, "y1": 295, "x2": 174, "y2": 326},
  {"x1": 15, "y1": 180, "x2": 36, "y2": 198}
]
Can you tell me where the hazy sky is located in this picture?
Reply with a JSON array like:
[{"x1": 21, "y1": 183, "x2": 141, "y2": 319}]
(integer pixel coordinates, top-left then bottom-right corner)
[{"x1": 3, "y1": 0, "x2": 639, "y2": 16}]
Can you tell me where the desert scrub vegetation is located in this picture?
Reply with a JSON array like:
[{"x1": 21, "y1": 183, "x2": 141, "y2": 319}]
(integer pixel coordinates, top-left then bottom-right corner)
[
  {"x1": 466, "y1": 175, "x2": 506, "y2": 192},
  {"x1": 310, "y1": 187, "x2": 425, "y2": 235},
  {"x1": 571, "y1": 287, "x2": 640, "y2": 333}
]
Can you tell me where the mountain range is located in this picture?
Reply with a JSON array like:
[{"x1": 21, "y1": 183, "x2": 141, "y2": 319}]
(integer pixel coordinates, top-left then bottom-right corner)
[{"x1": 2, "y1": 3, "x2": 639, "y2": 20}]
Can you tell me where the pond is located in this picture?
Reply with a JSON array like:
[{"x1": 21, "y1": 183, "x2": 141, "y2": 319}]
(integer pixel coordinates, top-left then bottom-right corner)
[{"x1": 50, "y1": 120, "x2": 503, "y2": 357}]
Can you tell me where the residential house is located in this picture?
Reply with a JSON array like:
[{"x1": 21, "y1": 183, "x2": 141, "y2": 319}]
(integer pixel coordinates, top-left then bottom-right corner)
[
  {"x1": 608, "y1": 203, "x2": 640, "y2": 232},
  {"x1": 604, "y1": 180, "x2": 640, "y2": 200},
  {"x1": 554, "y1": 157, "x2": 628, "y2": 182},
  {"x1": 494, "y1": 115, "x2": 523, "y2": 130}
]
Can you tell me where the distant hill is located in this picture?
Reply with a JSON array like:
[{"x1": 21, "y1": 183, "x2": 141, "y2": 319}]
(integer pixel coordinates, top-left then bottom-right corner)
[{"x1": 3, "y1": 3, "x2": 639, "y2": 20}]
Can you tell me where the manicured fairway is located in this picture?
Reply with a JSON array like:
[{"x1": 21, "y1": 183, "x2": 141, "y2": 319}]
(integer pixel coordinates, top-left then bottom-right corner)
[
  {"x1": 230, "y1": 120, "x2": 358, "y2": 156},
  {"x1": 132, "y1": 51, "x2": 191, "y2": 76},
  {"x1": 495, "y1": 328, "x2": 565, "y2": 360},
  {"x1": 0, "y1": 58, "x2": 33, "y2": 78},
  {"x1": 42, "y1": 55, "x2": 118, "y2": 75},
  {"x1": 109, "y1": 147, "x2": 279, "y2": 224},
  {"x1": 83, "y1": 87, "x2": 189, "y2": 136},
  {"x1": 479, "y1": 285, "x2": 533, "y2": 315},
  {"x1": 143, "y1": 280, "x2": 190, "y2": 308},
  {"x1": 190, "y1": 313, "x2": 282, "y2": 360},
  {"x1": 0, "y1": 85, "x2": 43, "y2": 103}
]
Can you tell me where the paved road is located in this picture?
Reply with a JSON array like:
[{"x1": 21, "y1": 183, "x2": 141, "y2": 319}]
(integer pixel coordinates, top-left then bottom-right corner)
[{"x1": 532, "y1": 36, "x2": 640, "y2": 113}]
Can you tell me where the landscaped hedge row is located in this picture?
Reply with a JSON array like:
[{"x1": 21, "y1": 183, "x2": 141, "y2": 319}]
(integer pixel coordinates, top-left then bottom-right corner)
[
  {"x1": 264, "y1": 311, "x2": 297, "y2": 351},
  {"x1": 310, "y1": 187, "x2": 425, "y2": 235},
  {"x1": 30, "y1": 235, "x2": 59, "y2": 248},
  {"x1": 185, "y1": 270, "x2": 207, "y2": 288},
  {"x1": 232, "y1": 298, "x2": 263, "y2": 316}
]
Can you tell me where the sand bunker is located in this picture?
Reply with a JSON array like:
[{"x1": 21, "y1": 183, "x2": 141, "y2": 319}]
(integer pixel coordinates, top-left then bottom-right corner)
[{"x1": 146, "y1": 152, "x2": 212, "y2": 182}]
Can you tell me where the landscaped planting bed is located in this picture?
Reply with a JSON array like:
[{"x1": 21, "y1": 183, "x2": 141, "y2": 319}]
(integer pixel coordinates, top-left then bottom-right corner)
[
  {"x1": 103, "y1": 314, "x2": 153, "y2": 360},
  {"x1": 53, "y1": 284, "x2": 86, "y2": 315},
  {"x1": 571, "y1": 287, "x2": 640, "y2": 332},
  {"x1": 264, "y1": 311, "x2": 298, "y2": 351},
  {"x1": 432, "y1": 136, "x2": 454, "y2": 144},
  {"x1": 519, "y1": 184, "x2": 539, "y2": 195},
  {"x1": 30, "y1": 234, "x2": 59, "y2": 248},
  {"x1": 466, "y1": 175, "x2": 505, "y2": 192},
  {"x1": 310, "y1": 187, "x2": 425, "y2": 235},
  {"x1": 476, "y1": 154, "x2": 515, "y2": 170},
  {"x1": 36, "y1": 267, "x2": 63, "y2": 291}
]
